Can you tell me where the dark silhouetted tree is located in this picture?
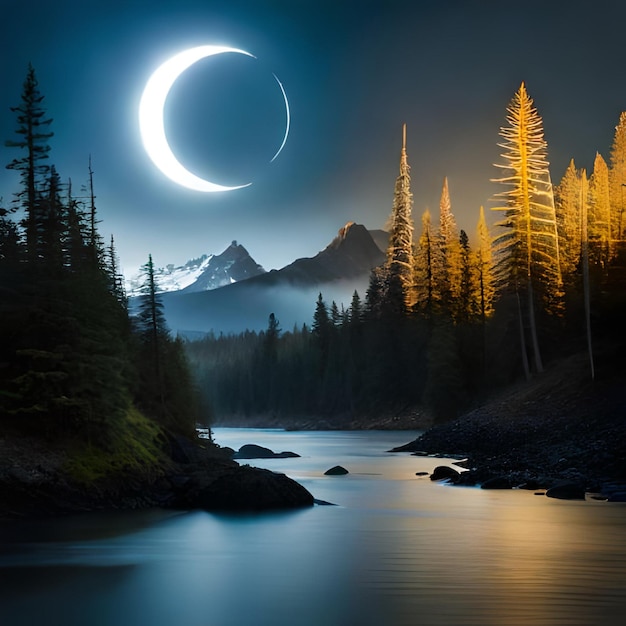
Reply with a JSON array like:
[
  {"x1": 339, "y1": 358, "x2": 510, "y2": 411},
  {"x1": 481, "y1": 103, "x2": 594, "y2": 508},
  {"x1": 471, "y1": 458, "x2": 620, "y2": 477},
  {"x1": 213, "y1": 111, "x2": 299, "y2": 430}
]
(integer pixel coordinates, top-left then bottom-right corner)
[{"x1": 5, "y1": 64, "x2": 53, "y2": 263}]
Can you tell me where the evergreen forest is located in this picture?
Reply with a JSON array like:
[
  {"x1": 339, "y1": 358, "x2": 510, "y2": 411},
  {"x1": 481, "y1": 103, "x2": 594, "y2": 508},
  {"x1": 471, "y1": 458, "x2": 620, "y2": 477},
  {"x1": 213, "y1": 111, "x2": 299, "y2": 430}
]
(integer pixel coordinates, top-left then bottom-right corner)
[
  {"x1": 185, "y1": 84, "x2": 626, "y2": 425},
  {"x1": 0, "y1": 66, "x2": 201, "y2": 455}
]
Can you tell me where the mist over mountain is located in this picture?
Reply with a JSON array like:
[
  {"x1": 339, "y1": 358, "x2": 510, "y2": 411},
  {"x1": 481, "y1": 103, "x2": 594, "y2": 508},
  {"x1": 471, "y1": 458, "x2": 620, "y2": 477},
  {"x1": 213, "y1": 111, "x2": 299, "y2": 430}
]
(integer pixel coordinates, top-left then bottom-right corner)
[{"x1": 158, "y1": 222, "x2": 387, "y2": 335}]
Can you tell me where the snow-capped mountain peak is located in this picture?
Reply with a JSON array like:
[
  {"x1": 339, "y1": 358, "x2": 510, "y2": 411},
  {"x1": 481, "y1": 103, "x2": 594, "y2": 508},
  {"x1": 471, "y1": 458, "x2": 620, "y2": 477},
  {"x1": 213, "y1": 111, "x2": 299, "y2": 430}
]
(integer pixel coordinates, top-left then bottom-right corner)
[{"x1": 126, "y1": 241, "x2": 265, "y2": 296}]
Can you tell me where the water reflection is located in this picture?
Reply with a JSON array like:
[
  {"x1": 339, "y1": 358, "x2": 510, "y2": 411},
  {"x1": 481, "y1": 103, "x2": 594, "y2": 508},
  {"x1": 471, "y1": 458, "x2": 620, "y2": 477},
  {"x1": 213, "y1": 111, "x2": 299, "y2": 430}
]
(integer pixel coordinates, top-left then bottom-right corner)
[{"x1": 1, "y1": 430, "x2": 625, "y2": 626}]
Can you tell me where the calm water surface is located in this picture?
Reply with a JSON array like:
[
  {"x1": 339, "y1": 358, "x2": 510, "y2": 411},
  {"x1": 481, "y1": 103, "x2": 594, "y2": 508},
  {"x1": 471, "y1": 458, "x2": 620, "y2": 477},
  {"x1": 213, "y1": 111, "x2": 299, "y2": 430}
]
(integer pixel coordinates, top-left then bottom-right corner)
[{"x1": 1, "y1": 428, "x2": 625, "y2": 626}]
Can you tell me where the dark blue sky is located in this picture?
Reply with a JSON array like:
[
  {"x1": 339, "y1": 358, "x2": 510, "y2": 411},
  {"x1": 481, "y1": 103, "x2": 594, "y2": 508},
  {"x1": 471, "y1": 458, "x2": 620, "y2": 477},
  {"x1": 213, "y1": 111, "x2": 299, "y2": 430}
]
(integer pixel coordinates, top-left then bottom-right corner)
[{"x1": 2, "y1": 0, "x2": 626, "y2": 276}]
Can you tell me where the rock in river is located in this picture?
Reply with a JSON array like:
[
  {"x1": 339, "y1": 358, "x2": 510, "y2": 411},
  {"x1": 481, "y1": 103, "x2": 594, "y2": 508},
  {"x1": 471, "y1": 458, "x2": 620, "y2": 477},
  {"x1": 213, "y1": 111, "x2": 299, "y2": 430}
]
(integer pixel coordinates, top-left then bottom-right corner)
[
  {"x1": 430, "y1": 465, "x2": 461, "y2": 483},
  {"x1": 234, "y1": 444, "x2": 300, "y2": 460},
  {"x1": 324, "y1": 466, "x2": 349, "y2": 476},
  {"x1": 545, "y1": 482, "x2": 586, "y2": 500},
  {"x1": 176, "y1": 464, "x2": 314, "y2": 511}
]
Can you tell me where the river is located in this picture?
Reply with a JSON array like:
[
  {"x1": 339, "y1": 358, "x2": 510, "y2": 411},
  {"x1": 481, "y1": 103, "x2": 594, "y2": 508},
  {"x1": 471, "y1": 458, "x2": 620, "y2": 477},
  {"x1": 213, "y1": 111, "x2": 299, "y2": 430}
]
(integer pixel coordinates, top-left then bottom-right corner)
[{"x1": 1, "y1": 428, "x2": 625, "y2": 626}]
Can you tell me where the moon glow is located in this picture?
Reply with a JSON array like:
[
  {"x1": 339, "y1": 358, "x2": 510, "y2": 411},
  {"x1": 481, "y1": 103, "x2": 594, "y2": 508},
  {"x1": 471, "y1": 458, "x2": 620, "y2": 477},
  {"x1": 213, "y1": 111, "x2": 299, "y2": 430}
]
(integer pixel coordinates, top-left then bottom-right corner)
[{"x1": 139, "y1": 45, "x2": 290, "y2": 192}]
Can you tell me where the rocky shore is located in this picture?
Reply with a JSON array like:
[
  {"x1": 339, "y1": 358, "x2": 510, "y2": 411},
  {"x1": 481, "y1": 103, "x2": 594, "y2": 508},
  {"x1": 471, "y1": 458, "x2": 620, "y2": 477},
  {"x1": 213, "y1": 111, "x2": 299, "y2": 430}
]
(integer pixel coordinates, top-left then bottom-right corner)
[
  {"x1": 391, "y1": 354, "x2": 626, "y2": 501},
  {"x1": 0, "y1": 433, "x2": 313, "y2": 520}
]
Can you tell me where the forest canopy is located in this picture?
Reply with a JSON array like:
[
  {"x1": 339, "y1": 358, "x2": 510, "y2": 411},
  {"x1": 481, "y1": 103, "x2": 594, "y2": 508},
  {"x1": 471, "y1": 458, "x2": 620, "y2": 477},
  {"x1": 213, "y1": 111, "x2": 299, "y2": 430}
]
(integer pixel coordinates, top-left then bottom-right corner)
[{"x1": 0, "y1": 65, "x2": 201, "y2": 442}]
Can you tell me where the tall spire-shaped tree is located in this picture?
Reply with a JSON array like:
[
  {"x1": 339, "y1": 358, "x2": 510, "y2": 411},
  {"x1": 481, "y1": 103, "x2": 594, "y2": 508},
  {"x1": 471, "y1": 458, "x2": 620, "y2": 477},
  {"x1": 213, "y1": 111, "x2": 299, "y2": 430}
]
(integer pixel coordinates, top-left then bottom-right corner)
[
  {"x1": 457, "y1": 229, "x2": 474, "y2": 323},
  {"x1": 492, "y1": 82, "x2": 563, "y2": 376},
  {"x1": 435, "y1": 177, "x2": 461, "y2": 317},
  {"x1": 609, "y1": 112, "x2": 626, "y2": 244},
  {"x1": 555, "y1": 159, "x2": 583, "y2": 281},
  {"x1": 413, "y1": 208, "x2": 436, "y2": 318},
  {"x1": 137, "y1": 254, "x2": 168, "y2": 417},
  {"x1": 474, "y1": 206, "x2": 495, "y2": 323},
  {"x1": 5, "y1": 64, "x2": 53, "y2": 263},
  {"x1": 86, "y1": 155, "x2": 104, "y2": 268},
  {"x1": 588, "y1": 152, "x2": 611, "y2": 267},
  {"x1": 384, "y1": 123, "x2": 414, "y2": 316}
]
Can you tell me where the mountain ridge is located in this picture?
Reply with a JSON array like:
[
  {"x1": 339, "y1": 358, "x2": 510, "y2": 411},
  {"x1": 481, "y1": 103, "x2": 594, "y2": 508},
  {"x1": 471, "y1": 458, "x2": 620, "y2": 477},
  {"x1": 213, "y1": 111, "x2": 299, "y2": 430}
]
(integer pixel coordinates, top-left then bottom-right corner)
[{"x1": 158, "y1": 222, "x2": 387, "y2": 334}]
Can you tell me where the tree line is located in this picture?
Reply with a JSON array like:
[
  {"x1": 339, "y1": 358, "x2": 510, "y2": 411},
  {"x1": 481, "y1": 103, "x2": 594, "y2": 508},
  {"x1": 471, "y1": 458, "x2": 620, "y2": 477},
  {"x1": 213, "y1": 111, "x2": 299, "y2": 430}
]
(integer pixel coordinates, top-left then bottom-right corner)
[
  {"x1": 186, "y1": 83, "x2": 626, "y2": 424},
  {"x1": 0, "y1": 65, "x2": 200, "y2": 441}
]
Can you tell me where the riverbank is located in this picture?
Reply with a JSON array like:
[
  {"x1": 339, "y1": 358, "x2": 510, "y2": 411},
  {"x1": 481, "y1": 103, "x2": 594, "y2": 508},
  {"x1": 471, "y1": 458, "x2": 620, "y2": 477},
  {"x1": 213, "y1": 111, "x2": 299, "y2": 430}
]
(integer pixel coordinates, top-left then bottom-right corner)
[
  {"x1": 391, "y1": 352, "x2": 626, "y2": 501},
  {"x1": 211, "y1": 409, "x2": 433, "y2": 431},
  {"x1": 0, "y1": 421, "x2": 313, "y2": 520}
]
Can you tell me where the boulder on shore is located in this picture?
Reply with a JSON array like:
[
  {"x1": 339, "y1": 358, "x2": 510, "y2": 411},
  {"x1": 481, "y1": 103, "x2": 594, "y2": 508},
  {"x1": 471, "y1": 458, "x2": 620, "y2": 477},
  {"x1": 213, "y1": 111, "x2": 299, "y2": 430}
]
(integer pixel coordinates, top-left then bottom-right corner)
[
  {"x1": 324, "y1": 465, "x2": 349, "y2": 476},
  {"x1": 233, "y1": 444, "x2": 300, "y2": 460},
  {"x1": 545, "y1": 483, "x2": 586, "y2": 500},
  {"x1": 430, "y1": 465, "x2": 461, "y2": 483},
  {"x1": 175, "y1": 464, "x2": 314, "y2": 511}
]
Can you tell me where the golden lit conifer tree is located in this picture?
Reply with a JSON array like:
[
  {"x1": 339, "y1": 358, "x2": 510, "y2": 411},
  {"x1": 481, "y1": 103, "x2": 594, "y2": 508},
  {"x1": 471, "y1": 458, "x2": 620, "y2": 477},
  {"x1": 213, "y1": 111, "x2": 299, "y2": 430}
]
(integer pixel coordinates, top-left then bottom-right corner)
[
  {"x1": 435, "y1": 177, "x2": 461, "y2": 317},
  {"x1": 413, "y1": 208, "x2": 436, "y2": 318},
  {"x1": 555, "y1": 159, "x2": 583, "y2": 281},
  {"x1": 474, "y1": 206, "x2": 495, "y2": 323},
  {"x1": 588, "y1": 152, "x2": 612, "y2": 267},
  {"x1": 383, "y1": 123, "x2": 414, "y2": 316},
  {"x1": 492, "y1": 82, "x2": 563, "y2": 376},
  {"x1": 609, "y1": 112, "x2": 626, "y2": 239},
  {"x1": 609, "y1": 112, "x2": 626, "y2": 244}
]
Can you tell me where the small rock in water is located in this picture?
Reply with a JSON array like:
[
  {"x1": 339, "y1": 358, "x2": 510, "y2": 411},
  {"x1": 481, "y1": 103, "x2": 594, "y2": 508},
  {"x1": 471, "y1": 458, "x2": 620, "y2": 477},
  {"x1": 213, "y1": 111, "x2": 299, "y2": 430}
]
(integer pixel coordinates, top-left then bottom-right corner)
[
  {"x1": 234, "y1": 444, "x2": 300, "y2": 460},
  {"x1": 415, "y1": 471, "x2": 429, "y2": 477},
  {"x1": 545, "y1": 483, "x2": 586, "y2": 500},
  {"x1": 324, "y1": 465, "x2": 349, "y2": 476}
]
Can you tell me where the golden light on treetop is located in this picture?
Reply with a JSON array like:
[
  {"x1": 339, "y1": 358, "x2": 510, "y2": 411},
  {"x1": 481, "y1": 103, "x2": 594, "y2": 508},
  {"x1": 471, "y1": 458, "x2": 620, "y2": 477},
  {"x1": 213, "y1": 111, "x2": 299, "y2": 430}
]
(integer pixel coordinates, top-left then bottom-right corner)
[{"x1": 492, "y1": 82, "x2": 563, "y2": 377}]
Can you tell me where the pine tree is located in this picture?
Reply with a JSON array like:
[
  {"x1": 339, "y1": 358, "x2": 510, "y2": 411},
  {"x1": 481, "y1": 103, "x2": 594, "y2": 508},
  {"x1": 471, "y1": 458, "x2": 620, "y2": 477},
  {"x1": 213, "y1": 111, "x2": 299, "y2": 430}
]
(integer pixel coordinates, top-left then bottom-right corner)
[
  {"x1": 588, "y1": 152, "x2": 611, "y2": 267},
  {"x1": 136, "y1": 254, "x2": 169, "y2": 418},
  {"x1": 555, "y1": 159, "x2": 583, "y2": 281},
  {"x1": 263, "y1": 312, "x2": 281, "y2": 363},
  {"x1": 413, "y1": 208, "x2": 436, "y2": 318},
  {"x1": 85, "y1": 155, "x2": 104, "y2": 268},
  {"x1": 365, "y1": 266, "x2": 388, "y2": 320},
  {"x1": 474, "y1": 206, "x2": 495, "y2": 323},
  {"x1": 40, "y1": 165, "x2": 66, "y2": 274},
  {"x1": 492, "y1": 82, "x2": 563, "y2": 375},
  {"x1": 312, "y1": 292, "x2": 332, "y2": 375},
  {"x1": 609, "y1": 112, "x2": 626, "y2": 243},
  {"x1": 5, "y1": 64, "x2": 53, "y2": 263},
  {"x1": 330, "y1": 301, "x2": 342, "y2": 327},
  {"x1": 436, "y1": 177, "x2": 461, "y2": 317},
  {"x1": 384, "y1": 124, "x2": 414, "y2": 316},
  {"x1": 348, "y1": 290, "x2": 362, "y2": 325},
  {"x1": 457, "y1": 229, "x2": 474, "y2": 323},
  {"x1": 106, "y1": 235, "x2": 127, "y2": 307}
]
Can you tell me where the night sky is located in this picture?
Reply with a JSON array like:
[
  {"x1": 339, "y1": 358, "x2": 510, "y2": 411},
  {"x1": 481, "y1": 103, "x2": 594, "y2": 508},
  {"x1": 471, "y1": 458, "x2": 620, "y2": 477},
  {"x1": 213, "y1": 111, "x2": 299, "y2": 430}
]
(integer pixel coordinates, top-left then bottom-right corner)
[{"x1": 2, "y1": 0, "x2": 626, "y2": 278}]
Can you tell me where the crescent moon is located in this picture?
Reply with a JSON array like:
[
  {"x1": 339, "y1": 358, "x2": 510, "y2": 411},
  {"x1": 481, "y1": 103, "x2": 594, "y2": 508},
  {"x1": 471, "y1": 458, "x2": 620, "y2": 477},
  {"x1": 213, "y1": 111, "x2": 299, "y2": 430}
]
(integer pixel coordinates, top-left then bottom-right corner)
[{"x1": 139, "y1": 45, "x2": 290, "y2": 192}]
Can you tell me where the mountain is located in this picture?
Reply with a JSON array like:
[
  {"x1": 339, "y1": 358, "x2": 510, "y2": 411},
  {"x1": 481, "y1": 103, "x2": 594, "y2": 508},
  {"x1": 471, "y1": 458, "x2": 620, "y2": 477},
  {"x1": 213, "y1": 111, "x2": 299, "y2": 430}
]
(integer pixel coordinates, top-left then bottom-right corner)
[
  {"x1": 127, "y1": 241, "x2": 265, "y2": 296},
  {"x1": 180, "y1": 241, "x2": 265, "y2": 293},
  {"x1": 159, "y1": 222, "x2": 386, "y2": 335}
]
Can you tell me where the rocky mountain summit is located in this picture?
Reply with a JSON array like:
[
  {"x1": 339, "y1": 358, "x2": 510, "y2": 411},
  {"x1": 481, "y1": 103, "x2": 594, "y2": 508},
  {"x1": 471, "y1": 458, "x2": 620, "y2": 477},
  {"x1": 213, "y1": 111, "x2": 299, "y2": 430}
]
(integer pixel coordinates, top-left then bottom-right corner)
[{"x1": 127, "y1": 241, "x2": 265, "y2": 296}]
